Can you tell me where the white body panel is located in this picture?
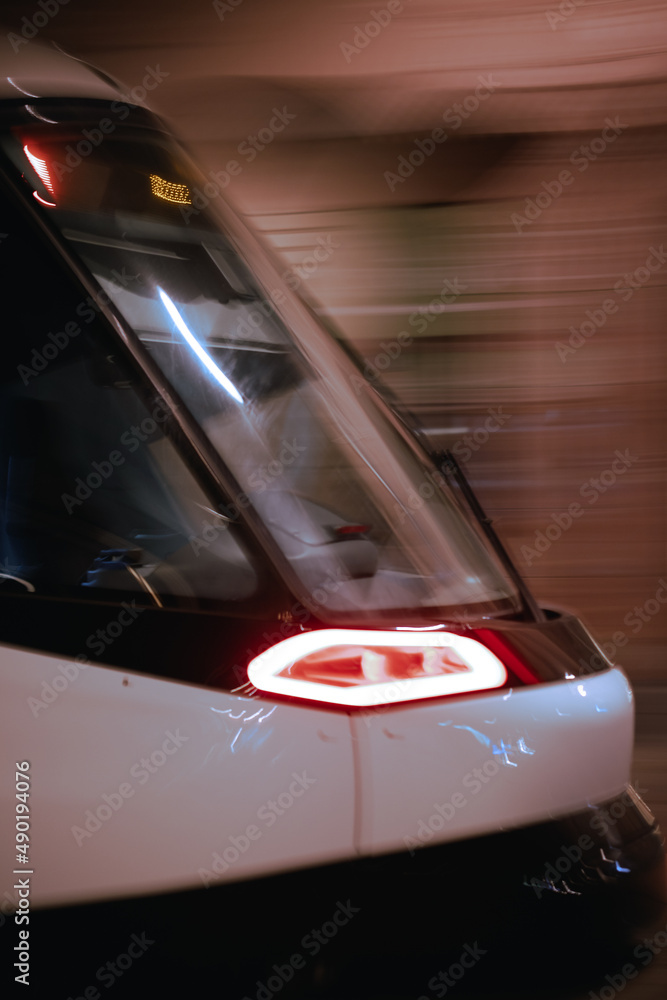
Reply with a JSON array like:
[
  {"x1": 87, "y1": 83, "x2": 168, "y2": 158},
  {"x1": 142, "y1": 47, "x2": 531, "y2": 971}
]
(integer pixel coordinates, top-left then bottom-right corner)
[
  {"x1": 0, "y1": 645, "x2": 355, "y2": 908},
  {"x1": 353, "y1": 668, "x2": 633, "y2": 854},
  {"x1": 0, "y1": 642, "x2": 633, "y2": 909}
]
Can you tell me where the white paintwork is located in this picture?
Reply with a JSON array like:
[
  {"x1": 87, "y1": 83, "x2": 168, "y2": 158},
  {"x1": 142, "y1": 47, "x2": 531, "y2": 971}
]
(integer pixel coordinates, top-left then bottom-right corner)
[
  {"x1": 0, "y1": 645, "x2": 355, "y2": 908},
  {"x1": 353, "y1": 668, "x2": 633, "y2": 854},
  {"x1": 0, "y1": 40, "x2": 122, "y2": 102},
  {"x1": 0, "y1": 640, "x2": 634, "y2": 909}
]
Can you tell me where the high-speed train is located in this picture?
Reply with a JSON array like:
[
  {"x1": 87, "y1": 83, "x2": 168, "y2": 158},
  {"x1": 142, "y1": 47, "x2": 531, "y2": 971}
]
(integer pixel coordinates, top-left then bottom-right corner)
[{"x1": 0, "y1": 38, "x2": 663, "y2": 995}]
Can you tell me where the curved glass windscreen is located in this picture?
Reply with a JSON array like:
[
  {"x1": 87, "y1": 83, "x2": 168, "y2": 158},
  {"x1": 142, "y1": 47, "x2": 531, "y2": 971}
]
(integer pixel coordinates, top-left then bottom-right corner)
[{"x1": 2, "y1": 102, "x2": 522, "y2": 623}]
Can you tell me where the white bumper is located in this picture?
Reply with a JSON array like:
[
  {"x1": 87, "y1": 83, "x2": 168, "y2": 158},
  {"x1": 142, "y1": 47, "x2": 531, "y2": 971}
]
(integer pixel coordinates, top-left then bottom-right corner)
[
  {"x1": 0, "y1": 638, "x2": 633, "y2": 909},
  {"x1": 354, "y1": 667, "x2": 634, "y2": 855}
]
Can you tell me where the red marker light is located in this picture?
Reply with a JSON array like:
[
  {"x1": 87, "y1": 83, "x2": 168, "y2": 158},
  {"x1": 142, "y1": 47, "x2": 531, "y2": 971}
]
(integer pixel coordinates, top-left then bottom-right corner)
[
  {"x1": 247, "y1": 629, "x2": 507, "y2": 707},
  {"x1": 32, "y1": 191, "x2": 56, "y2": 207},
  {"x1": 23, "y1": 144, "x2": 55, "y2": 196}
]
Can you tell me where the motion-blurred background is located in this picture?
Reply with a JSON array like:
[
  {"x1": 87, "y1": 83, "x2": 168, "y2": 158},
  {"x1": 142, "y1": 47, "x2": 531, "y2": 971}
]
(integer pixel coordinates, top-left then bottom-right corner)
[{"x1": 5, "y1": 0, "x2": 667, "y2": 711}]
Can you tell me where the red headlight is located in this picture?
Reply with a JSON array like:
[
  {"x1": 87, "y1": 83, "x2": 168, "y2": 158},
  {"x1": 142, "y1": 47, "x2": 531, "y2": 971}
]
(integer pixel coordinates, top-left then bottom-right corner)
[{"x1": 247, "y1": 629, "x2": 508, "y2": 707}]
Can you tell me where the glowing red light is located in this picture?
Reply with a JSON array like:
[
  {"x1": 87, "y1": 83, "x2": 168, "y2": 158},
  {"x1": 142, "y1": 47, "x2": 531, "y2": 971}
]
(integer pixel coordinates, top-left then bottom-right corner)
[
  {"x1": 32, "y1": 191, "x2": 56, "y2": 208},
  {"x1": 247, "y1": 629, "x2": 508, "y2": 707},
  {"x1": 23, "y1": 144, "x2": 55, "y2": 196}
]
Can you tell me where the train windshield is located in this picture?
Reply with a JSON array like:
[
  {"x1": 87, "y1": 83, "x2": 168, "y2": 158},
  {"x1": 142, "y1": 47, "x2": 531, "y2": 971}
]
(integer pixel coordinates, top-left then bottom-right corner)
[{"x1": 2, "y1": 103, "x2": 522, "y2": 623}]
